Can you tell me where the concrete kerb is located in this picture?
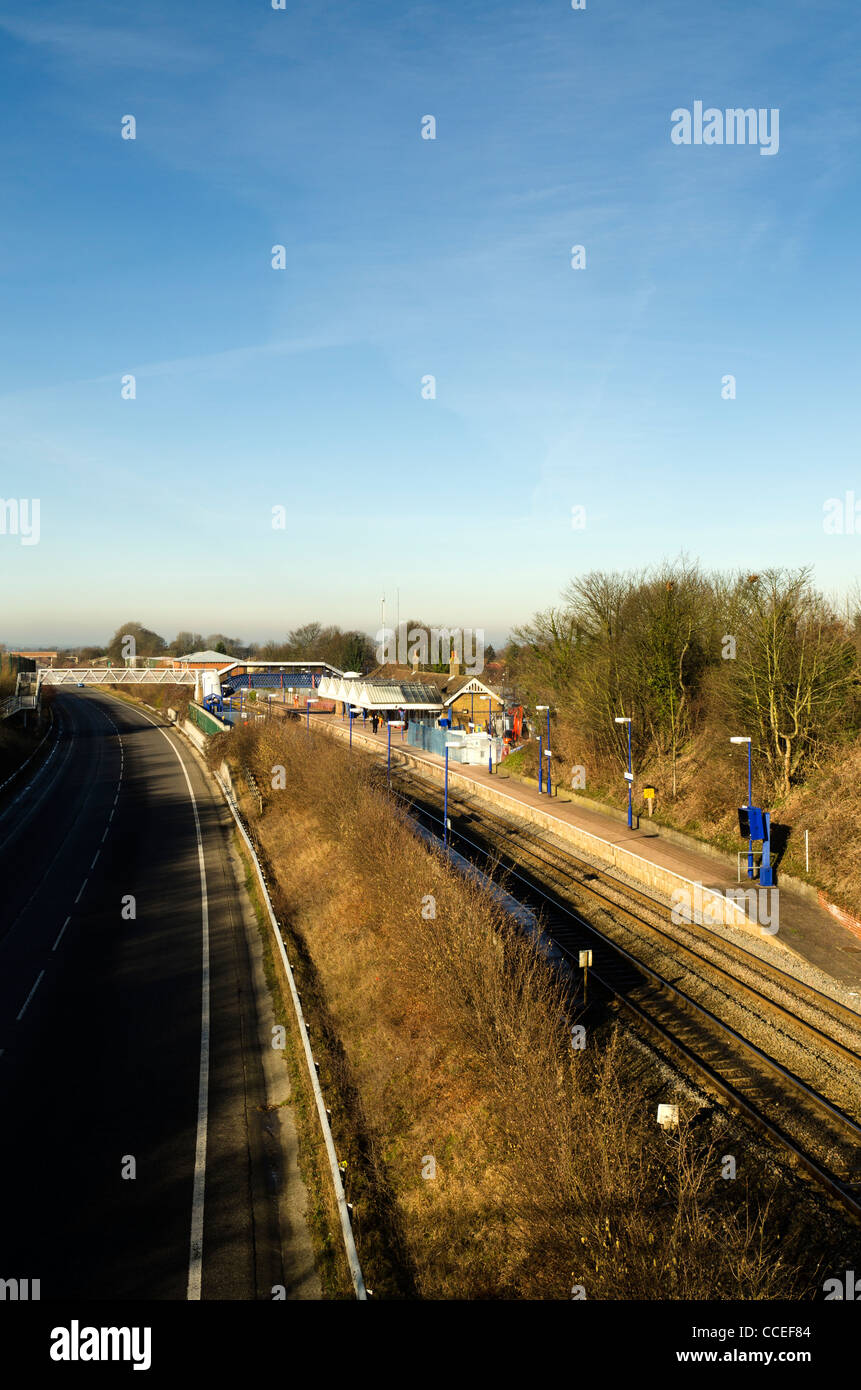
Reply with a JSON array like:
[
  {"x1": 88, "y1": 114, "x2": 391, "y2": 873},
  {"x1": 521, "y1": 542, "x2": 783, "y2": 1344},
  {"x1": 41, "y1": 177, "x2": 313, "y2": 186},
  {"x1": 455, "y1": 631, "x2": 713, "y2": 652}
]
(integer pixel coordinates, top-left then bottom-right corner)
[{"x1": 321, "y1": 718, "x2": 786, "y2": 943}]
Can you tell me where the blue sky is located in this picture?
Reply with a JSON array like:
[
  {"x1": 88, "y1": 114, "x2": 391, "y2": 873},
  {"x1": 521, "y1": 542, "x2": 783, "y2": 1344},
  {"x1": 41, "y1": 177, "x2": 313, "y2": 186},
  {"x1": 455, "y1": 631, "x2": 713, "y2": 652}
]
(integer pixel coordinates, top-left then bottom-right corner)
[{"x1": 1, "y1": 0, "x2": 859, "y2": 647}]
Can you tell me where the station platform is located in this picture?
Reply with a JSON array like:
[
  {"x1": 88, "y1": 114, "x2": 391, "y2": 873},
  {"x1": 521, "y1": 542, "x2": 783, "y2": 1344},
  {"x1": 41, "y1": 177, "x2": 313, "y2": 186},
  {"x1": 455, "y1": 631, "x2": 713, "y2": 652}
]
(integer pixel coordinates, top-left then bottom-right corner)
[{"x1": 312, "y1": 712, "x2": 861, "y2": 1000}]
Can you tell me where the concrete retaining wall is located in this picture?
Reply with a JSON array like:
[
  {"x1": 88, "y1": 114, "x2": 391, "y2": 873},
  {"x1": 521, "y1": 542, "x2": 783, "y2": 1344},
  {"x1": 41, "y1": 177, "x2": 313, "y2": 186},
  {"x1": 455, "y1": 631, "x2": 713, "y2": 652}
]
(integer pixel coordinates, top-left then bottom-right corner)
[{"x1": 182, "y1": 718, "x2": 209, "y2": 753}]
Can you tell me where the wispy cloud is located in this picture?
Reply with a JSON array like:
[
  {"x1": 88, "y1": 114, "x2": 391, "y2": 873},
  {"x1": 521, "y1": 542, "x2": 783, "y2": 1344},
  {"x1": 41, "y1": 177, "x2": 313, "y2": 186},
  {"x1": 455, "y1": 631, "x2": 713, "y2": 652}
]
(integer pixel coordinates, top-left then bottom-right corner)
[{"x1": 0, "y1": 16, "x2": 215, "y2": 73}]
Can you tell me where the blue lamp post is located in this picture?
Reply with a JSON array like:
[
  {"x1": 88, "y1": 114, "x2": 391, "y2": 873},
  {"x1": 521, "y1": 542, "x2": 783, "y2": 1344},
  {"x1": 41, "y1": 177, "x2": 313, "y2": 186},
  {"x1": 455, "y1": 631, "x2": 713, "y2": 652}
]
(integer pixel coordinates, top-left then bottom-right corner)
[
  {"x1": 731, "y1": 736, "x2": 754, "y2": 878},
  {"x1": 615, "y1": 716, "x2": 633, "y2": 829},
  {"x1": 536, "y1": 706, "x2": 549, "y2": 794},
  {"x1": 306, "y1": 697, "x2": 318, "y2": 731},
  {"x1": 485, "y1": 697, "x2": 493, "y2": 773},
  {"x1": 444, "y1": 741, "x2": 459, "y2": 847},
  {"x1": 545, "y1": 706, "x2": 552, "y2": 794}
]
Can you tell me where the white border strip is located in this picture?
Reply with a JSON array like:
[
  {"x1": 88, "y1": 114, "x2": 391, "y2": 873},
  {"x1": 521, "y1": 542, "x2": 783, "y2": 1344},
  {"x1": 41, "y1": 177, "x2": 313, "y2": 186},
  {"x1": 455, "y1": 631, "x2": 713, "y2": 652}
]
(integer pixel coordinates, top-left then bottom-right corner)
[{"x1": 215, "y1": 771, "x2": 368, "y2": 1301}]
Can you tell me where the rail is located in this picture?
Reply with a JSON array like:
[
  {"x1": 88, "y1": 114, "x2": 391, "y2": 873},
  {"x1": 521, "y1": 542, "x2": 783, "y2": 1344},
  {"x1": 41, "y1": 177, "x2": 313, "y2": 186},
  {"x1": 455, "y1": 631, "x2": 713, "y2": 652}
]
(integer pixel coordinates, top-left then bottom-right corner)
[{"x1": 388, "y1": 770, "x2": 861, "y2": 1224}]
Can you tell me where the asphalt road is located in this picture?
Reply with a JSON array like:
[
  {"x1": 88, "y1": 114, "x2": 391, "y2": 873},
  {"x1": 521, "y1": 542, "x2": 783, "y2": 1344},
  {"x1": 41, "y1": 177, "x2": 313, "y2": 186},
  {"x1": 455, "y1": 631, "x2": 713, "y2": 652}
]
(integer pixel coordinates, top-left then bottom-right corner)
[{"x1": 0, "y1": 689, "x2": 307, "y2": 1300}]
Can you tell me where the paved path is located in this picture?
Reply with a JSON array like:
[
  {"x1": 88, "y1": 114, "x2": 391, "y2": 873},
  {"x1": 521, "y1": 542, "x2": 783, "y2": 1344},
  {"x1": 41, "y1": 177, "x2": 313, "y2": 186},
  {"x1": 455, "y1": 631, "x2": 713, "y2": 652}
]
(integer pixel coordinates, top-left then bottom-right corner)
[{"x1": 312, "y1": 713, "x2": 861, "y2": 997}]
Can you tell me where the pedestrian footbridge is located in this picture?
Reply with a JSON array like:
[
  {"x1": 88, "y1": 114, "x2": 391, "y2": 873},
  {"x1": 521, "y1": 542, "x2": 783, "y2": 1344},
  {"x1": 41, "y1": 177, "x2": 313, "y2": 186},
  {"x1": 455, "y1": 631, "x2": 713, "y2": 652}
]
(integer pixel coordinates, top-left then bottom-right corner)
[{"x1": 40, "y1": 668, "x2": 197, "y2": 686}]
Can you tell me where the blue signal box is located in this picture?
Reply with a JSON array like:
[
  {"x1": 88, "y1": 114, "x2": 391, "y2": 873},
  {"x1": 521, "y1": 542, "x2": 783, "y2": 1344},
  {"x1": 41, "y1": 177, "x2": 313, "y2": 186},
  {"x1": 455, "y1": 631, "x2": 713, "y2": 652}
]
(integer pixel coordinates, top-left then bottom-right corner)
[
  {"x1": 738, "y1": 805, "x2": 767, "y2": 841},
  {"x1": 737, "y1": 805, "x2": 774, "y2": 886}
]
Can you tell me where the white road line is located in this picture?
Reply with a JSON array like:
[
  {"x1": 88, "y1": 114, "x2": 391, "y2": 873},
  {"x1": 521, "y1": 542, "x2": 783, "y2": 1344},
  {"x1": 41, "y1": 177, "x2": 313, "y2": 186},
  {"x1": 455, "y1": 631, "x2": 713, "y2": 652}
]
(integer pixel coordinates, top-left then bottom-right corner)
[
  {"x1": 17, "y1": 970, "x2": 45, "y2": 1021},
  {"x1": 75, "y1": 878, "x2": 88, "y2": 903},
  {"x1": 117, "y1": 699, "x2": 211, "y2": 1300},
  {"x1": 90, "y1": 851, "x2": 100, "y2": 870},
  {"x1": 0, "y1": 708, "x2": 56, "y2": 794},
  {"x1": 102, "y1": 825, "x2": 110, "y2": 839},
  {"x1": 53, "y1": 916, "x2": 71, "y2": 951}
]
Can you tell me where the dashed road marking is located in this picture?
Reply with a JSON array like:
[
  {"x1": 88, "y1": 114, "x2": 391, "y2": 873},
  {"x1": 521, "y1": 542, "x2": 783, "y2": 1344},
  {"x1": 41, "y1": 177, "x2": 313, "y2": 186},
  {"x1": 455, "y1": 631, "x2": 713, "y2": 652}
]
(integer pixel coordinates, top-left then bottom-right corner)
[
  {"x1": 53, "y1": 917, "x2": 71, "y2": 951},
  {"x1": 17, "y1": 971, "x2": 45, "y2": 1021}
]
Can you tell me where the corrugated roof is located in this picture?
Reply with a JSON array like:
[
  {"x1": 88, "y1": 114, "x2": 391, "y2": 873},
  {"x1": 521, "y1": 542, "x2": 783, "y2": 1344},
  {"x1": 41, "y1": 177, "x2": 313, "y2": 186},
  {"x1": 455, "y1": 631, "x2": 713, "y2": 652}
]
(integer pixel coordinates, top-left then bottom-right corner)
[
  {"x1": 398, "y1": 682, "x2": 445, "y2": 703},
  {"x1": 359, "y1": 681, "x2": 443, "y2": 708}
]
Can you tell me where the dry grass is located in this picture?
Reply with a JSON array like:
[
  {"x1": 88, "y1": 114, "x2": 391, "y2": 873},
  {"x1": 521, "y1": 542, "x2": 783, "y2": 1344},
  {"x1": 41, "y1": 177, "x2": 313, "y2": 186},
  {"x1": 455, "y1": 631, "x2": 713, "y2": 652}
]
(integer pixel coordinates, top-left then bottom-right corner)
[
  {"x1": 221, "y1": 720, "x2": 815, "y2": 1300},
  {"x1": 517, "y1": 720, "x2": 861, "y2": 917}
]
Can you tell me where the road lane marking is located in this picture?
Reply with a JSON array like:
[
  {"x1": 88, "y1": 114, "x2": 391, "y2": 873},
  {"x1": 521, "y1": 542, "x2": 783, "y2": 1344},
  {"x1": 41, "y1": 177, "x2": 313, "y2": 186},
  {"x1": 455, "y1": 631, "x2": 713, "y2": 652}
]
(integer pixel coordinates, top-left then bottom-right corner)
[
  {"x1": 75, "y1": 878, "x2": 88, "y2": 903},
  {"x1": 0, "y1": 707, "x2": 57, "y2": 795},
  {"x1": 17, "y1": 970, "x2": 45, "y2": 1020},
  {"x1": 0, "y1": 717, "x2": 73, "y2": 849},
  {"x1": 53, "y1": 917, "x2": 71, "y2": 951},
  {"x1": 90, "y1": 850, "x2": 100, "y2": 870}
]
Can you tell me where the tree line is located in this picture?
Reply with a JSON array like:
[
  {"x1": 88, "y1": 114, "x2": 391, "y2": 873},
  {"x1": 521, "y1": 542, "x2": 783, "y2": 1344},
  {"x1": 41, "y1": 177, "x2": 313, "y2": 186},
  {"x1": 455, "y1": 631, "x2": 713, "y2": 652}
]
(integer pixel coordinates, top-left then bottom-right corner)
[
  {"x1": 73, "y1": 621, "x2": 379, "y2": 677},
  {"x1": 509, "y1": 562, "x2": 860, "y2": 800}
]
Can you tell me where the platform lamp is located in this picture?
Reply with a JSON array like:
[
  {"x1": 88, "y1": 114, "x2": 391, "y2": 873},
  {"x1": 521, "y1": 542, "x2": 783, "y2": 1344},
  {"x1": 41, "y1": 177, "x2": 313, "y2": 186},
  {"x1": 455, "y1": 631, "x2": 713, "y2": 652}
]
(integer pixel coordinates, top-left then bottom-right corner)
[
  {"x1": 730, "y1": 736, "x2": 754, "y2": 879},
  {"x1": 306, "y1": 697, "x2": 318, "y2": 731},
  {"x1": 536, "y1": 706, "x2": 548, "y2": 792},
  {"x1": 444, "y1": 741, "x2": 460, "y2": 848},
  {"x1": 485, "y1": 696, "x2": 493, "y2": 774},
  {"x1": 387, "y1": 719, "x2": 404, "y2": 787},
  {"x1": 614, "y1": 716, "x2": 633, "y2": 829}
]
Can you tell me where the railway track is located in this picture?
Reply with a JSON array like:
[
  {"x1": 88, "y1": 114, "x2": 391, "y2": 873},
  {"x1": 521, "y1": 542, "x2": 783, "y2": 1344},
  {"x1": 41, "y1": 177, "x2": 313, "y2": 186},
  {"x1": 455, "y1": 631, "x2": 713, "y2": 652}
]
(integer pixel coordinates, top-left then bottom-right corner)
[{"x1": 382, "y1": 755, "x2": 861, "y2": 1224}]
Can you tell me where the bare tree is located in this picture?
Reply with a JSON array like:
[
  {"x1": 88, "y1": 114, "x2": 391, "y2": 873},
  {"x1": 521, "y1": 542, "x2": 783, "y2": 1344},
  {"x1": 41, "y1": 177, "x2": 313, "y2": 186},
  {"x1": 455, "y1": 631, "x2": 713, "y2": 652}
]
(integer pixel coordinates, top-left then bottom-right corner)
[{"x1": 717, "y1": 569, "x2": 856, "y2": 796}]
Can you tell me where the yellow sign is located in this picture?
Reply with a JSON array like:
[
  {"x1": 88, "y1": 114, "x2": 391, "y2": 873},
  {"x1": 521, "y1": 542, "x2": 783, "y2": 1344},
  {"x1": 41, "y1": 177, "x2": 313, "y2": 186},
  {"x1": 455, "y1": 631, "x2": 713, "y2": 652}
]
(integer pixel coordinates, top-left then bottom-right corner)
[{"x1": 643, "y1": 786, "x2": 656, "y2": 799}]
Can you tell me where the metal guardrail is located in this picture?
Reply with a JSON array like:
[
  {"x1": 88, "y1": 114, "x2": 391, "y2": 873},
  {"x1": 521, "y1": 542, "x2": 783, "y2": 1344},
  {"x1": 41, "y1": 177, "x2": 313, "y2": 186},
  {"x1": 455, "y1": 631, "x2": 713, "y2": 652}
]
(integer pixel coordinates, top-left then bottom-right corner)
[
  {"x1": 214, "y1": 771, "x2": 368, "y2": 1300},
  {"x1": 0, "y1": 693, "x2": 39, "y2": 721},
  {"x1": 187, "y1": 701, "x2": 231, "y2": 736},
  {"x1": 241, "y1": 763, "x2": 263, "y2": 814}
]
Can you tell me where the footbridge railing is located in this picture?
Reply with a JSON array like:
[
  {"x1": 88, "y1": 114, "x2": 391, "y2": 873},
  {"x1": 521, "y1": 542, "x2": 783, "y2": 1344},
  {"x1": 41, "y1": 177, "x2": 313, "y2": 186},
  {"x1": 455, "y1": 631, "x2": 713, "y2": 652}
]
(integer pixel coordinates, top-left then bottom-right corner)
[{"x1": 40, "y1": 668, "x2": 197, "y2": 686}]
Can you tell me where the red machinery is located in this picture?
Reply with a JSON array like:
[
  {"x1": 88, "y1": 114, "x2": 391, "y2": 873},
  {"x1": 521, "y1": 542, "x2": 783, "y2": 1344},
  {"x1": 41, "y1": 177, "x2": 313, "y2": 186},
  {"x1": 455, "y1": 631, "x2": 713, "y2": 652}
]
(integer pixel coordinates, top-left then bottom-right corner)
[{"x1": 503, "y1": 705, "x2": 523, "y2": 746}]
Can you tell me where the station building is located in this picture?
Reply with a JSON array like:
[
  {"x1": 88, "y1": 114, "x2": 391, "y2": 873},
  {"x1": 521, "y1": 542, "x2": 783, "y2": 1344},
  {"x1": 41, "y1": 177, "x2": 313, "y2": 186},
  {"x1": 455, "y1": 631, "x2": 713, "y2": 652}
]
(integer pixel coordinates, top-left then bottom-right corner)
[
  {"x1": 364, "y1": 655, "x2": 505, "y2": 730},
  {"x1": 317, "y1": 654, "x2": 505, "y2": 731}
]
